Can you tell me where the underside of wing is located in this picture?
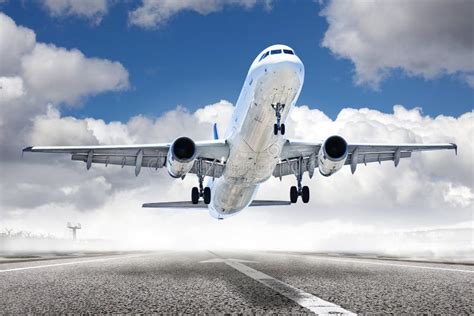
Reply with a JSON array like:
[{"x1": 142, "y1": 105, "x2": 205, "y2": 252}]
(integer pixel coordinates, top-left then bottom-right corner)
[
  {"x1": 274, "y1": 138, "x2": 457, "y2": 178},
  {"x1": 23, "y1": 139, "x2": 229, "y2": 177}
]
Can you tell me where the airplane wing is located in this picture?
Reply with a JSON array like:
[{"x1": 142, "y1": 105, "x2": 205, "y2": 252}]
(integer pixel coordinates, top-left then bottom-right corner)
[
  {"x1": 274, "y1": 139, "x2": 457, "y2": 178},
  {"x1": 23, "y1": 140, "x2": 229, "y2": 177}
]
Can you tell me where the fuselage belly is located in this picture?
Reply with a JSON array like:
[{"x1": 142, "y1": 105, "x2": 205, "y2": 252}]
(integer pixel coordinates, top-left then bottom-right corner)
[{"x1": 209, "y1": 45, "x2": 304, "y2": 219}]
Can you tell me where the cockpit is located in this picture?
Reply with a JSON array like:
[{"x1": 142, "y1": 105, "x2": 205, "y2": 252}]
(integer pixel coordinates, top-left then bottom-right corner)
[{"x1": 259, "y1": 48, "x2": 295, "y2": 62}]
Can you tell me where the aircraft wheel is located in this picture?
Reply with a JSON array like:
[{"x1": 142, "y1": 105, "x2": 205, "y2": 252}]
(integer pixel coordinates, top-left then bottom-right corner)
[
  {"x1": 273, "y1": 124, "x2": 278, "y2": 135},
  {"x1": 191, "y1": 187, "x2": 199, "y2": 204},
  {"x1": 290, "y1": 186, "x2": 298, "y2": 203},
  {"x1": 203, "y1": 187, "x2": 211, "y2": 204},
  {"x1": 302, "y1": 186, "x2": 310, "y2": 203},
  {"x1": 280, "y1": 124, "x2": 285, "y2": 135}
]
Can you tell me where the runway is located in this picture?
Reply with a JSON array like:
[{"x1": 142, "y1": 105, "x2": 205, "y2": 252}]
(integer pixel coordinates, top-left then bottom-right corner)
[{"x1": 0, "y1": 251, "x2": 472, "y2": 314}]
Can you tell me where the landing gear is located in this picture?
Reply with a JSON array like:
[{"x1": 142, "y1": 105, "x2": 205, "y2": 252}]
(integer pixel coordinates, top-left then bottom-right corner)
[
  {"x1": 289, "y1": 184, "x2": 310, "y2": 204},
  {"x1": 191, "y1": 174, "x2": 211, "y2": 204},
  {"x1": 272, "y1": 102, "x2": 285, "y2": 135},
  {"x1": 290, "y1": 186, "x2": 298, "y2": 203},
  {"x1": 290, "y1": 156, "x2": 310, "y2": 204},
  {"x1": 203, "y1": 187, "x2": 211, "y2": 204},
  {"x1": 191, "y1": 187, "x2": 199, "y2": 204}
]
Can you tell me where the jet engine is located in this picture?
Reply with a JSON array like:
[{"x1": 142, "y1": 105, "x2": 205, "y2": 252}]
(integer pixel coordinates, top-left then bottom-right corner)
[
  {"x1": 166, "y1": 137, "x2": 196, "y2": 178},
  {"x1": 318, "y1": 135, "x2": 348, "y2": 176}
]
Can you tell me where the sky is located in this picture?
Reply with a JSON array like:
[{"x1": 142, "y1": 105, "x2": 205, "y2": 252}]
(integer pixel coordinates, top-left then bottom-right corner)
[
  {"x1": 0, "y1": 0, "x2": 473, "y2": 254},
  {"x1": 1, "y1": 0, "x2": 473, "y2": 121}
]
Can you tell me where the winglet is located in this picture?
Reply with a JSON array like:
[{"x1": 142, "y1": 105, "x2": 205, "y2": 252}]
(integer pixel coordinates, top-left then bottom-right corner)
[
  {"x1": 451, "y1": 143, "x2": 458, "y2": 155},
  {"x1": 213, "y1": 123, "x2": 219, "y2": 140}
]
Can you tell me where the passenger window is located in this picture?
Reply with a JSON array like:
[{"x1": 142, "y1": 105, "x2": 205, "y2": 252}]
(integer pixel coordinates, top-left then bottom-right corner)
[
  {"x1": 283, "y1": 49, "x2": 294, "y2": 55},
  {"x1": 270, "y1": 49, "x2": 282, "y2": 55},
  {"x1": 259, "y1": 51, "x2": 269, "y2": 62}
]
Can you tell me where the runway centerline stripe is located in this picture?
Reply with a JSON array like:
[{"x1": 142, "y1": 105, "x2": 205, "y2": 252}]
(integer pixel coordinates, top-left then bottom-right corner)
[
  {"x1": 0, "y1": 254, "x2": 148, "y2": 273},
  {"x1": 303, "y1": 256, "x2": 474, "y2": 273},
  {"x1": 206, "y1": 257, "x2": 356, "y2": 315}
]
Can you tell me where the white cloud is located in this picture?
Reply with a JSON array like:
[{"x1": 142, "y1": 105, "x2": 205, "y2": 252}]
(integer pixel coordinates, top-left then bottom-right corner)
[
  {"x1": 129, "y1": 0, "x2": 270, "y2": 28},
  {"x1": 0, "y1": 76, "x2": 25, "y2": 104},
  {"x1": 42, "y1": 0, "x2": 109, "y2": 23},
  {"x1": 320, "y1": 0, "x2": 474, "y2": 89},
  {"x1": 21, "y1": 43, "x2": 129, "y2": 105},
  {"x1": 0, "y1": 13, "x2": 36, "y2": 76},
  {"x1": 0, "y1": 12, "x2": 129, "y2": 146},
  {"x1": 2, "y1": 100, "x2": 472, "y2": 253}
]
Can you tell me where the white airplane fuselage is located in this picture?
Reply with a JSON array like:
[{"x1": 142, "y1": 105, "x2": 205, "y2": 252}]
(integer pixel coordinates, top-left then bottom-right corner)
[{"x1": 208, "y1": 45, "x2": 304, "y2": 219}]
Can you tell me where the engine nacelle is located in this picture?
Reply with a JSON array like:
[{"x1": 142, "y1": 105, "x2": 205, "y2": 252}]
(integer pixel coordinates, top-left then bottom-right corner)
[
  {"x1": 166, "y1": 137, "x2": 196, "y2": 178},
  {"x1": 318, "y1": 135, "x2": 348, "y2": 176}
]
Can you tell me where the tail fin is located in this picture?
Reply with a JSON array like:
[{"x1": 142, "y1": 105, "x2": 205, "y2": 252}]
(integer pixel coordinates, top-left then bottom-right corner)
[{"x1": 213, "y1": 123, "x2": 219, "y2": 140}]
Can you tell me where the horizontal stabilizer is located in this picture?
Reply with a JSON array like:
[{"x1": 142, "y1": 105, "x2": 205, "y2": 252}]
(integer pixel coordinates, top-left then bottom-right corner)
[
  {"x1": 142, "y1": 200, "x2": 291, "y2": 208},
  {"x1": 249, "y1": 200, "x2": 291, "y2": 206},
  {"x1": 142, "y1": 201, "x2": 208, "y2": 208}
]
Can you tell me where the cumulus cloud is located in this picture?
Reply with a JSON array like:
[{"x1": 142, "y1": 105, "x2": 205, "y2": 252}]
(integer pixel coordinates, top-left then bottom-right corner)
[
  {"x1": 42, "y1": 0, "x2": 109, "y2": 23},
  {"x1": 21, "y1": 43, "x2": 129, "y2": 104},
  {"x1": 320, "y1": 0, "x2": 474, "y2": 88},
  {"x1": 2, "y1": 98, "x2": 472, "y2": 252},
  {"x1": 0, "y1": 13, "x2": 35, "y2": 76},
  {"x1": 0, "y1": 12, "x2": 129, "y2": 147},
  {"x1": 128, "y1": 0, "x2": 272, "y2": 28}
]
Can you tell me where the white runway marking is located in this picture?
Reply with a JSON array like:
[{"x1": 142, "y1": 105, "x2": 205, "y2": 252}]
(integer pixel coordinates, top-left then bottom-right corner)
[
  {"x1": 304, "y1": 255, "x2": 474, "y2": 273},
  {"x1": 201, "y1": 257, "x2": 356, "y2": 315},
  {"x1": 0, "y1": 254, "x2": 147, "y2": 273}
]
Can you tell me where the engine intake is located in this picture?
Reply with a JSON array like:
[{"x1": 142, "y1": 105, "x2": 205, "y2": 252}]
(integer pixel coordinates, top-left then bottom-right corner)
[
  {"x1": 318, "y1": 135, "x2": 348, "y2": 176},
  {"x1": 167, "y1": 137, "x2": 196, "y2": 178}
]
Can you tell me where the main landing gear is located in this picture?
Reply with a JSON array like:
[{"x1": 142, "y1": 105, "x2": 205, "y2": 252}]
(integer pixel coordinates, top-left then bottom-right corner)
[
  {"x1": 290, "y1": 184, "x2": 310, "y2": 204},
  {"x1": 272, "y1": 102, "x2": 285, "y2": 135},
  {"x1": 192, "y1": 174, "x2": 211, "y2": 204},
  {"x1": 290, "y1": 157, "x2": 310, "y2": 204}
]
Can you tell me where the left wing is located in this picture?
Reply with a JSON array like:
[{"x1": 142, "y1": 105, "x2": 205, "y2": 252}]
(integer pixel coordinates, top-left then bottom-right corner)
[
  {"x1": 274, "y1": 139, "x2": 457, "y2": 178},
  {"x1": 23, "y1": 140, "x2": 229, "y2": 177}
]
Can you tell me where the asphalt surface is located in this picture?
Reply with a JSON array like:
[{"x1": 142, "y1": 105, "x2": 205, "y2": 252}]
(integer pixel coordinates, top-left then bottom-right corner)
[{"x1": 0, "y1": 251, "x2": 472, "y2": 314}]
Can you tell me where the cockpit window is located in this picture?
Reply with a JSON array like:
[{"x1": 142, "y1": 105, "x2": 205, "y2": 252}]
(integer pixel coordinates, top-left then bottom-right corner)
[
  {"x1": 270, "y1": 49, "x2": 282, "y2": 55},
  {"x1": 283, "y1": 49, "x2": 294, "y2": 55},
  {"x1": 259, "y1": 51, "x2": 269, "y2": 61}
]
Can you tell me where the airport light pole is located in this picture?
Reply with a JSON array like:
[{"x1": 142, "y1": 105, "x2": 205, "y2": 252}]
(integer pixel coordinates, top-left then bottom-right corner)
[{"x1": 67, "y1": 222, "x2": 81, "y2": 240}]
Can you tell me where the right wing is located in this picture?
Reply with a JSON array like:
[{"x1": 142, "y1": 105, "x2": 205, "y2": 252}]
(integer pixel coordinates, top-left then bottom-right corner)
[
  {"x1": 274, "y1": 139, "x2": 457, "y2": 178},
  {"x1": 23, "y1": 140, "x2": 229, "y2": 177}
]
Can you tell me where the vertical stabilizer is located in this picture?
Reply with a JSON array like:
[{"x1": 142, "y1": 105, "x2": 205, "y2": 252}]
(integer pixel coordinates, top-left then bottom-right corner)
[{"x1": 213, "y1": 123, "x2": 219, "y2": 140}]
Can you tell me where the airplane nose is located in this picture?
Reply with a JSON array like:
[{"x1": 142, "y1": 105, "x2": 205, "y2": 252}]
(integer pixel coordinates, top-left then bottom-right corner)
[{"x1": 270, "y1": 60, "x2": 304, "y2": 82}]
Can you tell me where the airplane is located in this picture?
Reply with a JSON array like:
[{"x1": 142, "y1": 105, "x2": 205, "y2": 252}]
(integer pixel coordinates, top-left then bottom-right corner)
[{"x1": 23, "y1": 44, "x2": 457, "y2": 220}]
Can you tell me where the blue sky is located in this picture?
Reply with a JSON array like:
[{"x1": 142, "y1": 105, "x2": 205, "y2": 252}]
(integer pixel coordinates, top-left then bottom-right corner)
[{"x1": 2, "y1": 0, "x2": 472, "y2": 122}]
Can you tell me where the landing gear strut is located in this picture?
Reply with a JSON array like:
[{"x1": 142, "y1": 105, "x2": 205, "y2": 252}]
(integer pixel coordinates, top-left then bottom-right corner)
[
  {"x1": 272, "y1": 102, "x2": 285, "y2": 135},
  {"x1": 192, "y1": 174, "x2": 211, "y2": 204},
  {"x1": 290, "y1": 157, "x2": 310, "y2": 204}
]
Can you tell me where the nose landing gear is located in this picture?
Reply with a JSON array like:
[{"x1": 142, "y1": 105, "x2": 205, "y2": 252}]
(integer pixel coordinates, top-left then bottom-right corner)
[
  {"x1": 272, "y1": 102, "x2": 286, "y2": 135},
  {"x1": 191, "y1": 174, "x2": 211, "y2": 204}
]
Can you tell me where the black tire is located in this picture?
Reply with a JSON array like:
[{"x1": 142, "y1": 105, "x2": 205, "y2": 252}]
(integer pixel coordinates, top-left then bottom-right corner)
[
  {"x1": 302, "y1": 186, "x2": 310, "y2": 203},
  {"x1": 280, "y1": 124, "x2": 285, "y2": 135},
  {"x1": 290, "y1": 186, "x2": 298, "y2": 203},
  {"x1": 273, "y1": 124, "x2": 278, "y2": 135},
  {"x1": 191, "y1": 187, "x2": 199, "y2": 204},
  {"x1": 203, "y1": 187, "x2": 211, "y2": 204}
]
